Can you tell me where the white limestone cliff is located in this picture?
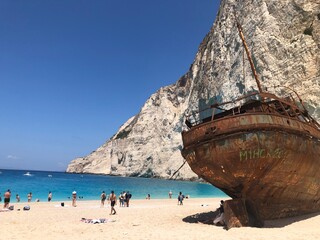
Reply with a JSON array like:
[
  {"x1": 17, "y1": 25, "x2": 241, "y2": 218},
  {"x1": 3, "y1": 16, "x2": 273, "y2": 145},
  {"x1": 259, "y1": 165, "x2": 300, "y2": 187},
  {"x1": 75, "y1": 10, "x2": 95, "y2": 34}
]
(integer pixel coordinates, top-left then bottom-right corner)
[{"x1": 66, "y1": 0, "x2": 320, "y2": 180}]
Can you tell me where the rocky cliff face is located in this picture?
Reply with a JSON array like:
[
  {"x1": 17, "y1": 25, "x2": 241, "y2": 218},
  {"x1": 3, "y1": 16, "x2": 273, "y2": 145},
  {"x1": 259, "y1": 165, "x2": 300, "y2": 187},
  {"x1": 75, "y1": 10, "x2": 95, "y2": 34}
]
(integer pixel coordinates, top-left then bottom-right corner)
[{"x1": 66, "y1": 0, "x2": 320, "y2": 180}]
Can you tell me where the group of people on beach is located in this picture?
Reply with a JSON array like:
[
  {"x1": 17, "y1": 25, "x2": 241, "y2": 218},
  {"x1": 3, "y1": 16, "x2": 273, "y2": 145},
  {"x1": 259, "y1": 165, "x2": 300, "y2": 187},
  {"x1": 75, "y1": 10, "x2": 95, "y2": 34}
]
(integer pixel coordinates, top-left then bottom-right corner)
[
  {"x1": 99, "y1": 190, "x2": 132, "y2": 215},
  {"x1": 1, "y1": 190, "x2": 36, "y2": 208},
  {"x1": 3, "y1": 188, "x2": 191, "y2": 214},
  {"x1": 100, "y1": 191, "x2": 132, "y2": 207}
]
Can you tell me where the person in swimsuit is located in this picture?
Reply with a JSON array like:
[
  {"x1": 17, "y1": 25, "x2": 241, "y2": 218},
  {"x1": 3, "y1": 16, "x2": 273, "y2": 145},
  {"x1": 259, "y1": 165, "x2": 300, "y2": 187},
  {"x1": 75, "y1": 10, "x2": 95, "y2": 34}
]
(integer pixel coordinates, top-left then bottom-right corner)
[
  {"x1": 109, "y1": 190, "x2": 117, "y2": 215},
  {"x1": 16, "y1": 194, "x2": 20, "y2": 202},
  {"x1": 27, "y1": 192, "x2": 32, "y2": 202},
  {"x1": 48, "y1": 191, "x2": 52, "y2": 202},
  {"x1": 100, "y1": 191, "x2": 106, "y2": 207},
  {"x1": 3, "y1": 189, "x2": 11, "y2": 209},
  {"x1": 72, "y1": 191, "x2": 77, "y2": 207}
]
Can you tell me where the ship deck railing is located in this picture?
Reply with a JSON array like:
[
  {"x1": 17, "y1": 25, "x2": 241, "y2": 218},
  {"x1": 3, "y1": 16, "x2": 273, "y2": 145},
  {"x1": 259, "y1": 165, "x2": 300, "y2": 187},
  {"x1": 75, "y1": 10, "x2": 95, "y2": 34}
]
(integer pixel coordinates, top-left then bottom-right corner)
[{"x1": 185, "y1": 91, "x2": 320, "y2": 130}]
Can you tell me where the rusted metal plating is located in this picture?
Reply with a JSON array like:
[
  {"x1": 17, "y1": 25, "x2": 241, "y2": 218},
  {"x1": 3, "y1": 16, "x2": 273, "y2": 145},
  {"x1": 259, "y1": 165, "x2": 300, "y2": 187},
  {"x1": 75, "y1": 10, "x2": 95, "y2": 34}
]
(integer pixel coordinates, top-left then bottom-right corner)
[{"x1": 181, "y1": 91, "x2": 320, "y2": 220}]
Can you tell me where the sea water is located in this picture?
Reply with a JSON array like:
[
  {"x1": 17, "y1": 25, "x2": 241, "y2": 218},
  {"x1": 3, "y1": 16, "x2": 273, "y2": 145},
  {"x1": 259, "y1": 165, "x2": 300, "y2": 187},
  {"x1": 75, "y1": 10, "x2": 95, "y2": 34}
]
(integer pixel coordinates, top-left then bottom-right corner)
[{"x1": 0, "y1": 169, "x2": 226, "y2": 202}]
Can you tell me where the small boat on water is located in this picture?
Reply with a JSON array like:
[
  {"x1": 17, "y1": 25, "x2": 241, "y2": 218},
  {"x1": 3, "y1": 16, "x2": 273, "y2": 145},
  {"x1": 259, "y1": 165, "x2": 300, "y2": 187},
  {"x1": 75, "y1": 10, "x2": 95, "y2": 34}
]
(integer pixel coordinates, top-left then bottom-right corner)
[
  {"x1": 23, "y1": 172, "x2": 33, "y2": 176},
  {"x1": 181, "y1": 22, "x2": 320, "y2": 227}
]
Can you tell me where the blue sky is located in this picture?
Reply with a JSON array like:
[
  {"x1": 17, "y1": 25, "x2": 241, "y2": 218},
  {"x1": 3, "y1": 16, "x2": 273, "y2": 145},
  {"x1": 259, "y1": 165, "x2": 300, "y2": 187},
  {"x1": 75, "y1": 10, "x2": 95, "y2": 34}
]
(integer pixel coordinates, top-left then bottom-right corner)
[{"x1": 0, "y1": 0, "x2": 220, "y2": 171}]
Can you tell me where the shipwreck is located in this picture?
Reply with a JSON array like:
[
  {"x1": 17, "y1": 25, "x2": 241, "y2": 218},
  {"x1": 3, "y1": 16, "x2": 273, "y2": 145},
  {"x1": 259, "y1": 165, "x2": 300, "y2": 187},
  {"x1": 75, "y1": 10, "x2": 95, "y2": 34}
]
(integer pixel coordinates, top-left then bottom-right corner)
[{"x1": 181, "y1": 22, "x2": 320, "y2": 228}]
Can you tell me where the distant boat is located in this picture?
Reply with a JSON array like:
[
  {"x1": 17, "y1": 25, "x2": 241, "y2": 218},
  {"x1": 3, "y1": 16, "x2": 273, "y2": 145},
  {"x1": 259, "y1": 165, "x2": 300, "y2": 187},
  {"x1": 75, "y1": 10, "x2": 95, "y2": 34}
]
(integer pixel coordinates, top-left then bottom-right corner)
[
  {"x1": 23, "y1": 172, "x2": 33, "y2": 176},
  {"x1": 48, "y1": 174, "x2": 53, "y2": 177}
]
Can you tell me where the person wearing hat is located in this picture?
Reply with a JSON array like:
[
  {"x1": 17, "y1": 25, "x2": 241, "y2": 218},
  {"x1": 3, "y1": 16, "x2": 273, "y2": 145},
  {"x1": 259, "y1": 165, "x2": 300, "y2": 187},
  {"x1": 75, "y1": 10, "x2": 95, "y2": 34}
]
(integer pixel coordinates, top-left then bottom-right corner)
[
  {"x1": 3, "y1": 189, "x2": 11, "y2": 209},
  {"x1": 72, "y1": 191, "x2": 77, "y2": 207}
]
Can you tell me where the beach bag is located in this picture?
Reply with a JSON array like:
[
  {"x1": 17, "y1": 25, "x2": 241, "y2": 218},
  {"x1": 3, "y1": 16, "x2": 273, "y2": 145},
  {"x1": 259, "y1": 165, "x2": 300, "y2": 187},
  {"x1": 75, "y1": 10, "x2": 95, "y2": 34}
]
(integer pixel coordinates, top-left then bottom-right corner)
[
  {"x1": 23, "y1": 205, "x2": 30, "y2": 211},
  {"x1": 61, "y1": 202, "x2": 65, "y2": 207}
]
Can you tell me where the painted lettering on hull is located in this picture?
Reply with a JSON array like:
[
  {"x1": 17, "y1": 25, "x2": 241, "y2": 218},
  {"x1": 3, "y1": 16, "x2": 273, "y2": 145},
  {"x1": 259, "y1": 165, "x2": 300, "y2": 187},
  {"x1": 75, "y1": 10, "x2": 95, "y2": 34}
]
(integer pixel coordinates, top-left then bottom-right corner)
[{"x1": 240, "y1": 148, "x2": 283, "y2": 161}]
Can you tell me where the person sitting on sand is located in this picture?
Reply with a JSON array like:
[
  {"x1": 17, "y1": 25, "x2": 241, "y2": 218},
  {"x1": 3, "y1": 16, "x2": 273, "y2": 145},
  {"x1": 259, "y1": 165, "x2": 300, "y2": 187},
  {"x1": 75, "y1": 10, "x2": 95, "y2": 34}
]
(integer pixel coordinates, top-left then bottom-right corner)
[
  {"x1": 72, "y1": 191, "x2": 77, "y2": 207},
  {"x1": 3, "y1": 189, "x2": 11, "y2": 209},
  {"x1": 218, "y1": 200, "x2": 224, "y2": 214},
  {"x1": 100, "y1": 191, "x2": 106, "y2": 207},
  {"x1": 214, "y1": 200, "x2": 225, "y2": 225},
  {"x1": 109, "y1": 191, "x2": 117, "y2": 215}
]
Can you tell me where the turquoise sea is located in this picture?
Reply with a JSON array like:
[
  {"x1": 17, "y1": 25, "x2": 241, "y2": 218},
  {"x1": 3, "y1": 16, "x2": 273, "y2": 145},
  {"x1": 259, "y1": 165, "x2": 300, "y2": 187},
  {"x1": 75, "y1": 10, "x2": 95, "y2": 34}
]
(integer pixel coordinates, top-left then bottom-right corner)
[{"x1": 0, "y1": 169, "x2": 226, "y2": 202}]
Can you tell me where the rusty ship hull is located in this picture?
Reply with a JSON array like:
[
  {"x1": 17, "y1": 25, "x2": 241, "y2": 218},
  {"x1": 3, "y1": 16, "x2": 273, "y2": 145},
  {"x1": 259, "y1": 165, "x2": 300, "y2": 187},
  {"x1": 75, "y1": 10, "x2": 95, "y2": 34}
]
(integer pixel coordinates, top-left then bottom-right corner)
[
  {"x1": 181, "y1": 21, "x2": 320, "y2": 223},
  {"x1": 182, "y1": 111, "x2": 320, "y2": 220}
]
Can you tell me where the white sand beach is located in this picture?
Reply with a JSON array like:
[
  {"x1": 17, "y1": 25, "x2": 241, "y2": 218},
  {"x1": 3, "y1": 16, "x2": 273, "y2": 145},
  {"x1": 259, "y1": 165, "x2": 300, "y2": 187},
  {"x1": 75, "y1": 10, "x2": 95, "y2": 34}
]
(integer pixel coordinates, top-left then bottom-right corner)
[{"x1": 1, "y1": 198, "x2": 319, "y2": 240}]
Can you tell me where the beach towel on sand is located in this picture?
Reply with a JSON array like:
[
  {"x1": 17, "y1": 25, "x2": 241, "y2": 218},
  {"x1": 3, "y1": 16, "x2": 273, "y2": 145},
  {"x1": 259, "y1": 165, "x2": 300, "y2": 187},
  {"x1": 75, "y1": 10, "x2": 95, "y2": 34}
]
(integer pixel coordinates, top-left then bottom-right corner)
[{"x1": 81, "y1": 218, "x2": 116, "y2": 224}]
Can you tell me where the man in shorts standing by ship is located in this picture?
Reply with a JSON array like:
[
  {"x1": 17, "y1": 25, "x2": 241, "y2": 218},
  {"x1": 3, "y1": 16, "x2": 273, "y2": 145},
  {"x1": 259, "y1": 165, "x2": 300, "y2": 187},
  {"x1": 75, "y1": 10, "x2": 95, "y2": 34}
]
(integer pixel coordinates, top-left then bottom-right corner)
[
  {"x1": 109, "y1": 190, "x2": 117, "y2": 215},
  {"x1": 3, "y1": 189, "x2": 11, "y2": 209}
]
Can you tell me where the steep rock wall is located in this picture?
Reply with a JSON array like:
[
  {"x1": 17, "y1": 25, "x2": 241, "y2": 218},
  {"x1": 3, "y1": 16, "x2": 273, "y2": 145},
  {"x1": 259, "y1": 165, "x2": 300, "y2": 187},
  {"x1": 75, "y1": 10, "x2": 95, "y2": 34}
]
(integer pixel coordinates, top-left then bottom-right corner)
[{"x1": 66, "y1": 0, "x2": 320, "y2": 180}]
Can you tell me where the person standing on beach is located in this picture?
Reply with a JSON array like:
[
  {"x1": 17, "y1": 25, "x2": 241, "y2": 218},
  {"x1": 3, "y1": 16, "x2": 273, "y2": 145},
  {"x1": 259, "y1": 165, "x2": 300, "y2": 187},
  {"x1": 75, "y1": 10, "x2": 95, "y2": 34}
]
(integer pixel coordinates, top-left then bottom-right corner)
[
  {"x1": 119, "y1": 192, "x2": 125, "y2": 207},
  {"x1": 177, "y1": 192, "x2": 184, "y2": 205},
  {"x1": 16, "y1": 194, "x2": 20, "y2": 202},
  {"x1": 72, "y1": 191, "x2": 77, "y2": 207},
  {"x1": 48, "y1": 191, "x2": 52, "y2": 202},
  {"x1": 27, "y1": 192, "x2": 32, "y2": 202},
  {"x1": 169, "y1": 190, "x2": 172, "y2": 199},
  {"x1": 109, "y1": 190, "x2": 117, "y2": 215},
  {"x1": 125, "y1": 191, "x2": 132, "y2": 207},
  {"x1": 100, "y1": 191, "x2": 106, "y2": 207},
  {"x1": 3, "y1": 189, "x2": 11, "y2": 209}
]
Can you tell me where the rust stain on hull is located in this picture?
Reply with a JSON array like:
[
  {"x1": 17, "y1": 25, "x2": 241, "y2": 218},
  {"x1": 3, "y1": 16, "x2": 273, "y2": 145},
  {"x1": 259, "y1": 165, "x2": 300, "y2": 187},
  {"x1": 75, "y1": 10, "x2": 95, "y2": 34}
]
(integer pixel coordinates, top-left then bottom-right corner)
[
  {"x1": 181, "y1": 21, "x2": 320, "y2": 225},
  {"x1": 181, "y1": 94, "x2": 320, "y2": 221}
]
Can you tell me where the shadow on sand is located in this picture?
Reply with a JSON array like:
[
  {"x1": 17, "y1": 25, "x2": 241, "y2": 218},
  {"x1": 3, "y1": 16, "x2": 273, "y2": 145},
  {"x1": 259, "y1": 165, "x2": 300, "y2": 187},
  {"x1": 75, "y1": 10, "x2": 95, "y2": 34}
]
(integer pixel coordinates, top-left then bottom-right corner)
[
  {"x1": 183, "y1": 210, "x2": 319, "y2": 229},
  {"x1": 264, "y1": 212, "x2": 319, "y2": 228},
  {"x1": 182, "y1": 210, "x2": 220, "y2": 225}
]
